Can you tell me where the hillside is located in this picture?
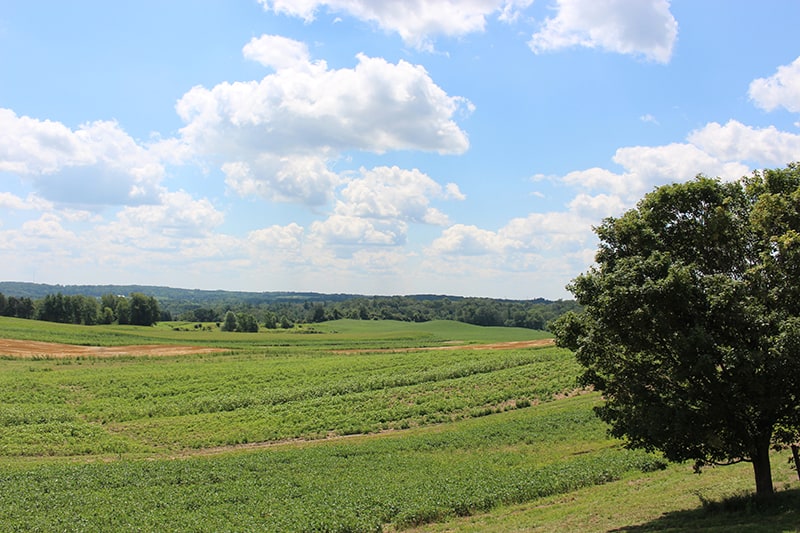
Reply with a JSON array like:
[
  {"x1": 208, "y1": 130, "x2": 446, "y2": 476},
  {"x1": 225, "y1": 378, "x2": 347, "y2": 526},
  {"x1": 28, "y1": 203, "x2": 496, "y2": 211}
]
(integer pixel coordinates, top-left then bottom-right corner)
[{"x1": 0, "y1": 281, "x2": 579, "y2": 329}]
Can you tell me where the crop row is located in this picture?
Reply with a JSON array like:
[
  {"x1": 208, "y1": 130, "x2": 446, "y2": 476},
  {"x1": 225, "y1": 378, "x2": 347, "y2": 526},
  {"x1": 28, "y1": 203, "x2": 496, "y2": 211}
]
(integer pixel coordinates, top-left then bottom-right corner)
[
  {"x1": 0, "y1": 397, "x2": 665, "y2": 532},
  {"x1": 0, "y1": 346, "x2": 579, "y2": 455}
]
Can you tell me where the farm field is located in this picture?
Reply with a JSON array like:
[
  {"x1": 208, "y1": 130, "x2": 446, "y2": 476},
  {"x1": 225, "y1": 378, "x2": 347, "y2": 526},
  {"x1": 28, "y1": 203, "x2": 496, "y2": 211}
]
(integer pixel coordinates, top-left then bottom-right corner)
[{"x1": 0, "y1": 317, "x2": 797, "y2": 531}]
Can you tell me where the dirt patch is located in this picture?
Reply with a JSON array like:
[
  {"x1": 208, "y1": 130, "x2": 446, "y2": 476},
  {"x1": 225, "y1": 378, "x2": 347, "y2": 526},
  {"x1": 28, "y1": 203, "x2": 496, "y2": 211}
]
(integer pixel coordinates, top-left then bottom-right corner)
[
  {"x1": 0, "y1": 338, "x2": 228, "y2": 358},
  {"x1": 335, "y1": 338, "x2": 555, "y2": 354}
]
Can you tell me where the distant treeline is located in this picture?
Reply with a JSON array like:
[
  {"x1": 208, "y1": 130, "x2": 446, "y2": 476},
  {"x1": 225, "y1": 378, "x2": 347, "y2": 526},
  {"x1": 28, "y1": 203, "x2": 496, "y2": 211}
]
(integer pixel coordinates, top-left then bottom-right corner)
[
  {"x1": 0, "y1": 292, "x2": 160, "y2": 326},
  {"x1": 0, "y1": 282, "x2": 579, "y2": 330}
]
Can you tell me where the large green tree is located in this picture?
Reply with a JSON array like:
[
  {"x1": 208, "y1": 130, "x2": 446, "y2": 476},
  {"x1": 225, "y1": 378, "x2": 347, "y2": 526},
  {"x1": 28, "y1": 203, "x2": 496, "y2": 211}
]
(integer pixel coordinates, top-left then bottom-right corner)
[
  {"x1": 552, "y1": 164, "x2": 800, "y2": 497},
  {"x1": 129, "y1": 293, "x2": 160, "y2": 326}
]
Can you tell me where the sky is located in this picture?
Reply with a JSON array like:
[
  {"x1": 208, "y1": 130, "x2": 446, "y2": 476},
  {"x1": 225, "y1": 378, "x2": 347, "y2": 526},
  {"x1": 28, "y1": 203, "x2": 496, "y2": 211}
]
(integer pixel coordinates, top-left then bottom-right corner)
[{"x1": 1, "y1": 0, "x2": 799, "y2": 300}]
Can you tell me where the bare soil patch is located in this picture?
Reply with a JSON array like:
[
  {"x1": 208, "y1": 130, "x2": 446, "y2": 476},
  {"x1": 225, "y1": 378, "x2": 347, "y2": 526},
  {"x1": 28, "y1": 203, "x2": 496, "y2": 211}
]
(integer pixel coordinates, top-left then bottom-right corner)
[{"x1": 0, "y1": 338, "x2": 227, "y2": 358}]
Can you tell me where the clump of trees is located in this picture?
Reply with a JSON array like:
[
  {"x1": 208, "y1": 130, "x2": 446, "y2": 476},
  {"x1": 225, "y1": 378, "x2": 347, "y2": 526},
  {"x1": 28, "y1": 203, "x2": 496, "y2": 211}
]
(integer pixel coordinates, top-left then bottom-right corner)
[
  {"x1": 220, "y1": 311, "x2": 259, "y2": 332},
  {"x1": 0, "y1": 291, "x2": 161, "y2": 326},
  {"x1": 553, "y1": 164, "x2": 800, "y2": 497},
  {"x1": 0, "y1": 293, "x2": 35, "y2": 319},
  {"x1": 179, "y1": 297, "x2": 579, "y2": 331}
]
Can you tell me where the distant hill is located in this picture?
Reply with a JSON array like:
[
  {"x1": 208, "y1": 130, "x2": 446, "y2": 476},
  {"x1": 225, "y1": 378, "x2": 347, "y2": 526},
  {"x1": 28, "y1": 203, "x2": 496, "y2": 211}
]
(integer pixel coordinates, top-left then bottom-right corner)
[
  {"x1": 0, "y1": 281, "x2": 355, "y2": 304},
  {"x1": 0, "y1": 281, "x2": 574, "y2": 329},
  {"x1": 0, "y1": 281, "x2": 553, "y2": 305}
]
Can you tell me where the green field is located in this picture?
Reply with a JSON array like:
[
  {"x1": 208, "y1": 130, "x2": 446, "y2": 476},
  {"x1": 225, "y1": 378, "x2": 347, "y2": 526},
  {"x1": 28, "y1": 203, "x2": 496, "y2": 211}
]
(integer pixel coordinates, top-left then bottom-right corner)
[{"x1": 0, "y1": 317, "x2": 797, "y2": 531}]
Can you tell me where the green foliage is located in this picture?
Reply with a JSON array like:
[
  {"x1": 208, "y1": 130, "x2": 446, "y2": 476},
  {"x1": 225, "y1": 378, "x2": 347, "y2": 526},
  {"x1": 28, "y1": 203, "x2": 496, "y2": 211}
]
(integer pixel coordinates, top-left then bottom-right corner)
[
  {"x1": 0, "y1": 294, "x2": 34, "y2": 319},
  {"x1": 0, "y1": 396, "x2": 666, "y2": 531},
  {"x1": 128, "y1": 292, "x2": 160, "y2": 326},
  {"x1": 0, "y1": 283, "x2": 580, "y2": 330},
  {"x1": 0, "y1": 341, "x2": 575, "y2": 454},
  {"x1": 553, "y1": 164, "x2": 800, "y2": 497},
  {"x1": 4, "y1": 318, "x2": 794, "y2": 531},
  {"x1": 235, "y1": 312, "x2": 259, "y2": 332},
  {"x1": 221, "y1": 310, "x2": 238, "y2": 332}
]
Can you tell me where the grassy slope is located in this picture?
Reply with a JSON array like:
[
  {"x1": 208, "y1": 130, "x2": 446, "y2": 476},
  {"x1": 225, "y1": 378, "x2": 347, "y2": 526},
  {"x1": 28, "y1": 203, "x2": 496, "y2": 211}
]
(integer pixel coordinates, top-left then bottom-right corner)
[
  {"x1": 409, "y1": 455, "x2": 800, "y2": 532},
  {"x1": 0, "y1": 316, "x2": 551, "y2": 350},
  {"x1": 1, "y1": 317, "x2": 798, "y2": 531},
  {"x1": 0, "y1": 396, "x2": 668, "y2": 531}
]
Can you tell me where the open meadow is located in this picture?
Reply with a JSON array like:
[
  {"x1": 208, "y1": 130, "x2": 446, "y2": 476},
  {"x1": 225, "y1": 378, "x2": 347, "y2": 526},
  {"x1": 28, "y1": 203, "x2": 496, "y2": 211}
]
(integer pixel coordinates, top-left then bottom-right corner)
[{"x1": 0, "y1": 317, "x2": 797, "y2": 531}]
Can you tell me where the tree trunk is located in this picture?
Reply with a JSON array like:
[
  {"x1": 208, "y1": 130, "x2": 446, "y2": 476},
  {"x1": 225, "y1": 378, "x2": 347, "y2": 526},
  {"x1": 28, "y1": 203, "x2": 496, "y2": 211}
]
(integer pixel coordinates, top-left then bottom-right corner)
[
  {"x1": 792, "y1": 444, "x2": 800, "y2": 482},
  {"x1": 752, "y1": 438, "x2": 774, "y2": 497}
]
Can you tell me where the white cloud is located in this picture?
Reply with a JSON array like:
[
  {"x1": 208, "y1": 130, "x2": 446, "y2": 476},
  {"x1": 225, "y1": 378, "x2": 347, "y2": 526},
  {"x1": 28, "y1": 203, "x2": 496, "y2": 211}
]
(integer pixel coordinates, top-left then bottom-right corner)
[
  {"x1": 21, "y1": 213, "x2": 76, "y2": 241},
  {"x1": 640, "y1": 113, "x2": 659, "y2": 125},
  {"x1": 0, "y1": 192, "x2": 51, "y2": 211},
  {"x1": 246, "y1": 223, "x2": 306, "y2": 265},
  {"x1": 529, "y1": 0, "x2": 678, "y2": 63},
  {"x1": 248, "y1": 223, "x2": 304, "y2": 250},
  {"x1": 749, "y1": 56, "x2": 800, "y2": 113},
  {"x1": 177, "y1": 49, "x2": 470, "y2": 156},
  {"x1": 310, "y1": 214, "x2": 406, "y2": 246},
  {"x1": 499, "y1": 210, "x2": 594, "y2": 251},
  {"x1": 567, "y1": 193, "x2": 627, "y2": 220},
  {"x1": 559, "y1": 118, "x2": 800, "y2": 202},
  {"x1": 688, "y1": 120, "x2": 800, "y2": 166},
  {"x1": 177, "y1": 42, "x2": 470, "y2": 206},
  {"x1": 335, "y1": 166, "x2": 462, "y2": 225},
  {"x1": 222, "y1": 156, "x2": 340, "y2": 206},
  {"x1": 242, "y1": 34, "x2": 313, "y2": 71},
  {"x1": 0, "y1": 213, "x2": 80, "y2": 258},
  {"x1": 562, "y1": 142, "x2": 749, "y2": 199},
  {"x1": 0, "y1": 109, "x2": 165, "y2": 206},
  {"x1": 427, "y1": 224, "x2": 517, "y2": 256},
  {"x1": 257, "y1": 0, "x2": 534, "y2": 50},
  {"x1": 349, "y1": 248, "x2": 410, "y2": 272},
  {"x1": 100, "y1": 191, "x2": 225, "y2": 252}
]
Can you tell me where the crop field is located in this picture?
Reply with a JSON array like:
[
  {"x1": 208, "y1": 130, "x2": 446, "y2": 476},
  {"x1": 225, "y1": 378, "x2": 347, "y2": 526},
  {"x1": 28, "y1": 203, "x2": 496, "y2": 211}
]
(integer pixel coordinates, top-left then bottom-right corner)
[{"x1": 0, "y1": 317, "x2": 795, "y2": 531}]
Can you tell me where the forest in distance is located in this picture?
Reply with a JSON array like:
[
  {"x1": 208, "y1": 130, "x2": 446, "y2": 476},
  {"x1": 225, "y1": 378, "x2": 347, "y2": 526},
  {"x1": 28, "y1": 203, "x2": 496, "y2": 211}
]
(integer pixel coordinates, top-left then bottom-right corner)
[{"x1": 0, "y1": 282, "x2": 579, "y2": 330}]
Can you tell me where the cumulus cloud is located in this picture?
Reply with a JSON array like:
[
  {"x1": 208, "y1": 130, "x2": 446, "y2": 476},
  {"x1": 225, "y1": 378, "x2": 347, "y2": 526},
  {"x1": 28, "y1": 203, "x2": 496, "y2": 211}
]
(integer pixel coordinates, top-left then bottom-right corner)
[
  {"x1": 427, "y1": 224, "x2": 517, "y2": 256},
  {"x1": 562, "y1": 142, "x2": 750, "y2": 200},
  {"x1": 177, "y1": 40, "x2": 470, "y2": 205},
  {"x1": 567, "y1": 193, "x2": 627, "y2": 220},
  {"x1": 529, "y1": 0, "x2": 678, "y2": 63},
  {"x1": 688, "y1": 120, "x2": 800, "y2": 166},
  {"x1": 257, "y1": 0, "x2": 533, "y2": 50},
  {"x1": 335, "y1": 166, "x2": 462, "y2": 225},
  {"x1": 0, "y1": 192, "x2": 52, "y2": 211},
  {"x1": 749, "y1": 56, "x2": 800, "y2": 113},
  {"x1": 99, "y1": 191, "x2": 225, "y2": 253},
  {"x1": 178, "y1": 48, "x2": 470, "y2": 156},
  {"x1": 222, "y1": 157, "x2": 340, "y2": 206},
  {"x1": 21, "y1": 213, "x2": 77, "y2": 241},
  {"x1": 0, "y1": 213, "x2": 80, "y2": 259},
  {"x1": 310, "y1": 214, "x2": 406, "y2": 246},
  {"x1": 248, "y1": 222, "x2": 304, "y2": 250},
  {"x1": 0, "y1": 109, "x2": 165, "y2": 206},
  {"x1": 247, "y1": 223, "x2": 306, "y2": 264},
  {"x1": 559, "y1": 120, "x2": 800, "y2": 203},
  {"x1": 242, "y1": 34, "x2": 313, "y2": 70}
]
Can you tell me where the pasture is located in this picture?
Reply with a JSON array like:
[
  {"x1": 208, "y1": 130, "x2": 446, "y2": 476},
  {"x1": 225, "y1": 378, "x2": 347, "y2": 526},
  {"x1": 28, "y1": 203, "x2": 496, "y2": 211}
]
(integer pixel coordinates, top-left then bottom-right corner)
[{"x1": 0, "y1": 317, "x2": 797, "y2": 531}]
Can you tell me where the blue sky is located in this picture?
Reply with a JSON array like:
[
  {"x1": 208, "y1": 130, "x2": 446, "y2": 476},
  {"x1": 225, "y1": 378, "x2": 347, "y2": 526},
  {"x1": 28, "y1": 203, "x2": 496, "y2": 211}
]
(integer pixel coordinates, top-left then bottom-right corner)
[{"x1": 1, "y1": 0, "x2": 799, "y2": 299}]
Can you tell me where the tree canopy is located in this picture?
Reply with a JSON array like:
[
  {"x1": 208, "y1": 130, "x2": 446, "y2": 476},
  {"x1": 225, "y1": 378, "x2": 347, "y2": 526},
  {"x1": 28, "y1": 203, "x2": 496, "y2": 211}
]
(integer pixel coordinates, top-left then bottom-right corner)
[{"x1": 552, "y1": 163, "x2": 800, "y2": 497}]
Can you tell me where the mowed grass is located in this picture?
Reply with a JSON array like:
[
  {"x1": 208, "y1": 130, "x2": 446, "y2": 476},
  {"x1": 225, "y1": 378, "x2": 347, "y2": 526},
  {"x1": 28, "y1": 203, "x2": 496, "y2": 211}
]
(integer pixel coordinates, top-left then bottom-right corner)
[{"x1": 1, "y1": 317, "x2": 798, "y2": 531}]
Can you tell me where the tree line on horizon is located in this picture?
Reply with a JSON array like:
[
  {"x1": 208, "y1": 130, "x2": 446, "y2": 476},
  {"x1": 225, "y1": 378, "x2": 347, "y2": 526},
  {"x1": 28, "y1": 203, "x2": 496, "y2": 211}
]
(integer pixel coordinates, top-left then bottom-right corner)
[
  {"x1": 179, "y1": 295, "x2": 579, "y2": 331},
  {"x1": 0, "y1": 289, "x2": 579, "y2": 331},
  {"x1": 0, "y1": 292, "x2": 161, "y2": 327}
]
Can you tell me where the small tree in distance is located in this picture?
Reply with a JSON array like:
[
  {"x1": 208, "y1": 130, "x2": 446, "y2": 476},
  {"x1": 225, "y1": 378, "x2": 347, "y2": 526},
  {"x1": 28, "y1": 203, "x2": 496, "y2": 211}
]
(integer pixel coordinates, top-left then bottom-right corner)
[
  {"x1": 552, "y1": 164, "x2": 800, "y2": 497},
  {"x1": 221, "y1": 311, "x2": 238, "y2": 332}
]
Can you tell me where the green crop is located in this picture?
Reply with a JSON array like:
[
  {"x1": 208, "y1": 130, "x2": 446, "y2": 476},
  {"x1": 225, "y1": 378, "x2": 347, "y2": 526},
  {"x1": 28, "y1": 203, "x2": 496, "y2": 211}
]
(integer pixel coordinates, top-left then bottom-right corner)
[
  {"x1": 0, "y1": 318, "x2": 670, "y2": 531},
  {"x1": 0, "y1": 397, "x2": 664, "y2": 532}
]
